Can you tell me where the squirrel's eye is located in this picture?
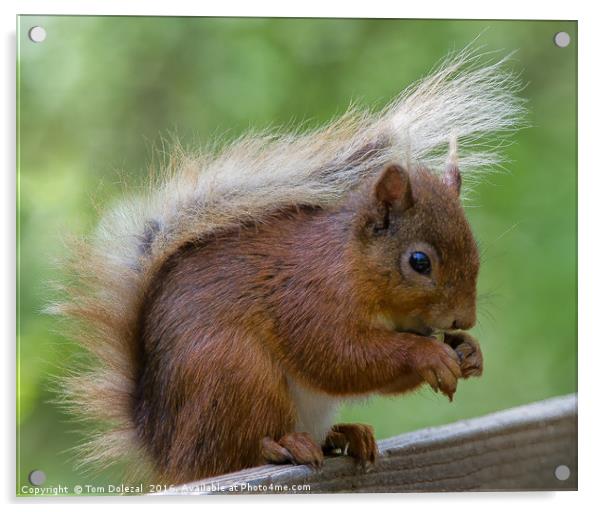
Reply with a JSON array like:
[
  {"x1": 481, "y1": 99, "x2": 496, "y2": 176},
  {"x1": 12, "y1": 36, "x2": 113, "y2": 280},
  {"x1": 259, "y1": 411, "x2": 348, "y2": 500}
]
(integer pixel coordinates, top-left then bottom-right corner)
[{"x1": 409, "y1": 251, "x2": 431, "y2": 275}]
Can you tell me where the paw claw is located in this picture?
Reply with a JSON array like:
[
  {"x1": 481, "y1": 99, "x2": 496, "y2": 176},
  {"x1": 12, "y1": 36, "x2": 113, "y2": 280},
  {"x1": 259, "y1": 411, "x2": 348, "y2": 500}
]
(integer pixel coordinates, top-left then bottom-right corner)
[
  {"x1": 412, "y1": 339, "x2": 462, "y2": 400},
  {"x1": 263, "y1": 432, "x2": 324, "y2": 469},
  {"x1": 325, "y1": 423, "x2": 378, "y2": 468}
]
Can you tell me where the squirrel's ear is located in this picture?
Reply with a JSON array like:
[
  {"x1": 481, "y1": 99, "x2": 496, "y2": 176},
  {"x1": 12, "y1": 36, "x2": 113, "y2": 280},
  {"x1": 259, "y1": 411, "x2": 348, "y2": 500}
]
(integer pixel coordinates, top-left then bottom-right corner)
[
  {"x1": 369, "y1": 164, "x2": 413, "y2": 231},
  {"x1": 374, "y1": 164, "x2": 413, "y2": 209},
  {"x1": 443, "y1": 136, "x2": 462, "y2": 196},
  {"x1": 444, "y1": 162, "x2": 462, "y2": 196}
]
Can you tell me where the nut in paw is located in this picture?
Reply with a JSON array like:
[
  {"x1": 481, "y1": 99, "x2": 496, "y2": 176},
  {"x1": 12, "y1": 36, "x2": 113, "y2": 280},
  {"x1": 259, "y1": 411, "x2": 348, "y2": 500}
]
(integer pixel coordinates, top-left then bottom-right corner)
[{"x1": 444, "y1": 331, "x2": 483, "y2": 378}]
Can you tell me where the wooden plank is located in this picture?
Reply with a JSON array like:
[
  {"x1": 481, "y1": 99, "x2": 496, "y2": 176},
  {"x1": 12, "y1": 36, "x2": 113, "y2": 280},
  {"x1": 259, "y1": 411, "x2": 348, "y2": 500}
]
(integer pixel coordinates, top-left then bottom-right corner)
[{"x1": 159, "y1": 394, "x2": 577, "y2": 494}]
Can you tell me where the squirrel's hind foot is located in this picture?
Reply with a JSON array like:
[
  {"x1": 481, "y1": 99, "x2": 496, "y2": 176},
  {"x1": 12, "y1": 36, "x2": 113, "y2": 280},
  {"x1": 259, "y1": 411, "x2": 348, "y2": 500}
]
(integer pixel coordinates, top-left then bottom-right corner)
[
  {"x1": 324, "y1": 423, "x2": 378, "y2": 470},
  {"x1": 261, "y1": 432, "x2": 324, "y2": 469}
]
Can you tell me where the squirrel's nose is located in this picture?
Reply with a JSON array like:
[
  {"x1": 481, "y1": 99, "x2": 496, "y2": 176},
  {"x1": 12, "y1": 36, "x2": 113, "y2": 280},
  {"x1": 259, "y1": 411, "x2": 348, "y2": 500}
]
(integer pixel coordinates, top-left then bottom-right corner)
[{"x1": 452, "y1": 312, "x2": 476, "y2": 330}]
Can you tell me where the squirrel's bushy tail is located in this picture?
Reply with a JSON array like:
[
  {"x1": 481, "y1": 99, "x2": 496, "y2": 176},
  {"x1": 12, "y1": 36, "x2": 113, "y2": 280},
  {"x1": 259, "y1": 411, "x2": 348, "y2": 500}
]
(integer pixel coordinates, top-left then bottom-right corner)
[{"x1": 50, "y1": 48, "x2": 526, "y2": 473}]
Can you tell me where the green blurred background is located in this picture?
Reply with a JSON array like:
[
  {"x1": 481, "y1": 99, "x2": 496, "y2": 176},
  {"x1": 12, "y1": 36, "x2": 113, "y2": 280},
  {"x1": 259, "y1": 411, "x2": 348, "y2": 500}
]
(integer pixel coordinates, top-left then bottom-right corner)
[{"x1": 17, "y1": 17, "x2": 577, "y2": 493}]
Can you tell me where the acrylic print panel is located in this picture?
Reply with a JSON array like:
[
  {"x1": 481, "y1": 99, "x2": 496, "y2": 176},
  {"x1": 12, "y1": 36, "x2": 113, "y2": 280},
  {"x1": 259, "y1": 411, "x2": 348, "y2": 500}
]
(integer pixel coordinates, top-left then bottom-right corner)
[{"x1": 16, "y1": 16, "x2": 577, "y2": 495}]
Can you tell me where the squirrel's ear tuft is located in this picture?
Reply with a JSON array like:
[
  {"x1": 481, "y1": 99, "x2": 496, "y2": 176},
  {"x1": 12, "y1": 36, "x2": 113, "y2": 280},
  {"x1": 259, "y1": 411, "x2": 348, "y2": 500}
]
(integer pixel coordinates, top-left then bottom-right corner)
[{"x1": 373, "y1": 164, "x2": 414, "y2": 212}]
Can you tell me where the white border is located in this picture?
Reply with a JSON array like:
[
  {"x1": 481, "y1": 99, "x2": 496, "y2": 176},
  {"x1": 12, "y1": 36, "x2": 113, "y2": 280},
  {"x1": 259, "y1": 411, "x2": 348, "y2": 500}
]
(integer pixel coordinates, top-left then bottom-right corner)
[
  {"x1": 5, "y1": 0, "x2": 585, "y2": 19},
  {"x1": 3, "y1": 1, "x2": 598, "y2": 510}
]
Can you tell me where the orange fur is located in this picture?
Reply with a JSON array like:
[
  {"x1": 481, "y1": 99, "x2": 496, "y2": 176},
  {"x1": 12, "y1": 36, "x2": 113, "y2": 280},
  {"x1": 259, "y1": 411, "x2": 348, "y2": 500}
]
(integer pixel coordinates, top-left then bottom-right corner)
[
  {"x1": 131, "y1": 165, "x2": 480, "y2": 483},
  {"x1": 50, "y1": 50, "x2": 523, "y2": 483}
]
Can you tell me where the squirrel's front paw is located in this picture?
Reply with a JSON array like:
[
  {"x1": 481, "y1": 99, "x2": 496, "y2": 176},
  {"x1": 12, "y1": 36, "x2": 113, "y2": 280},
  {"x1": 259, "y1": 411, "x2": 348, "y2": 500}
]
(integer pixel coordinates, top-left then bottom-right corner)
[
  {"x1": 443, "y1": 331, "x2": 483, "y2": 378},
  {"x1": 410, "y1": 339, "x2": 462, "y2": 401}
]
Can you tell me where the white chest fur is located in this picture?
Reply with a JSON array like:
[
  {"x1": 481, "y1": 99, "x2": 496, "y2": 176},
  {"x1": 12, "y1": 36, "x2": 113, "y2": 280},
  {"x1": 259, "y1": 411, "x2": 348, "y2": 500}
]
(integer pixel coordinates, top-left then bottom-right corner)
[{"x1": 286, "y1": 375, "x2": 341, "y2": 444}]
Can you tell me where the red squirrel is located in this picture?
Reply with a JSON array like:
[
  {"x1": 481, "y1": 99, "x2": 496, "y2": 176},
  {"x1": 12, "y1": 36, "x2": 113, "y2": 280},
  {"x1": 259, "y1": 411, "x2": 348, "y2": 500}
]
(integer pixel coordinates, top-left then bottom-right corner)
[{"x1": 53, "y1": 50, "x2": 524, "y2": 485}]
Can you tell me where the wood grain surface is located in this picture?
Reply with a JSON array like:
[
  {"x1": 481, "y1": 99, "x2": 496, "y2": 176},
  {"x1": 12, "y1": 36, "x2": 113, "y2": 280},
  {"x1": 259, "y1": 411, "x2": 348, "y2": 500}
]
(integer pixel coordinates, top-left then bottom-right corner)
[{"x1": 159, "y1": 393, "x2": 577, "y2": 494}]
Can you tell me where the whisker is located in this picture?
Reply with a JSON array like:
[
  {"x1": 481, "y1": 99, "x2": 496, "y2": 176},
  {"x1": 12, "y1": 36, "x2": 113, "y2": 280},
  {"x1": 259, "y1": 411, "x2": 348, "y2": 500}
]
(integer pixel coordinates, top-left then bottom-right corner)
[{"x1": 479, "y1": 221, "x2": 521, "y2": 260}]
